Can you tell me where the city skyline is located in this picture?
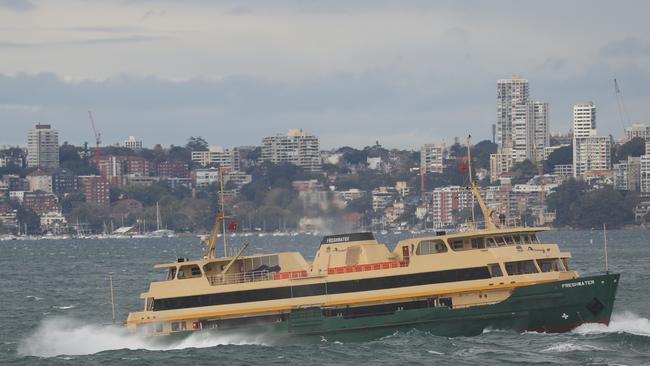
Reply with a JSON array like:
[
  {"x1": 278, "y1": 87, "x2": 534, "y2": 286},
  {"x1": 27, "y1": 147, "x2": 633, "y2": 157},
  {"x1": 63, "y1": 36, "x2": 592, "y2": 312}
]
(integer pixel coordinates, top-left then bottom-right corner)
[{"x1": 1, "y1": 1, "x2": 649, "y2": 148}]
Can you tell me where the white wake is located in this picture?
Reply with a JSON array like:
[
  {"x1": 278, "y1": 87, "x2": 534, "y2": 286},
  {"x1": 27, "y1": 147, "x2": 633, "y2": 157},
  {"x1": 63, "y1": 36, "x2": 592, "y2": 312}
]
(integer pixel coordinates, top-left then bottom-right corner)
[
  {"x1": 573, "y1": 311, "x2": 650, "y2": 337},
  {"x1": 17, "y1": 317, "x2": 270, "y2": 358}
]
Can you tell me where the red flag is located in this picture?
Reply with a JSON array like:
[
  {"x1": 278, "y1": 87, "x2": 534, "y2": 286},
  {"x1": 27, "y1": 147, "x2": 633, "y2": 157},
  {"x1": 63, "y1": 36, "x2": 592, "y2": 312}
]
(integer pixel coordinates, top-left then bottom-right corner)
[
  {"x1": 228, "y1": 221, "x2": 237, "y2": 231},
  {"x1": 459, "y1": 161, "x2": 467, "y2": 174}
]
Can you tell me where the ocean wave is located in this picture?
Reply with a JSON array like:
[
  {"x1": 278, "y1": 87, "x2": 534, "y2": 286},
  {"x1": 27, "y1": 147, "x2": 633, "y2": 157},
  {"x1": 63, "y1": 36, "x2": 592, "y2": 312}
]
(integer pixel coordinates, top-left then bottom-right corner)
[
  {"x1": 542, "y1": 342, "x2": 604, "y2": 353},
  {"x1": 573, "y1": 311, "x2": 650, "y2": 337},
  {"x1": 17, "y1": 317, "x2": 271, "y2": 357},
  {"x1": 25, "y1": 295, "x2": 44, "y2": 301},
  {"x1": 53, "y1": 305, "x2": 76, "y2": 310}
]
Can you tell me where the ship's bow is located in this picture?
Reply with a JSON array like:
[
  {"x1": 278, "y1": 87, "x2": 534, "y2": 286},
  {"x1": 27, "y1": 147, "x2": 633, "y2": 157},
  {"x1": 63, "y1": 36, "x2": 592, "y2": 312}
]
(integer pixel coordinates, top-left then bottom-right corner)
[{"x1": 520, "y1": 272, "x2": 620, "y2": 333}]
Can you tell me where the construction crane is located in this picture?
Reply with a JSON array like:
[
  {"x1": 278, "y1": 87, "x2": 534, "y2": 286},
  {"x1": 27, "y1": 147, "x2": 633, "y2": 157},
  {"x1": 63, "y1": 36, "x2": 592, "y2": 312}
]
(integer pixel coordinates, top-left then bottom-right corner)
[
  {"x1": 614, "y1": 78, "x2": 631, "y2": 134},
  {"x1": 88, "y1": 111, "x2": 101, "y2": 167}
]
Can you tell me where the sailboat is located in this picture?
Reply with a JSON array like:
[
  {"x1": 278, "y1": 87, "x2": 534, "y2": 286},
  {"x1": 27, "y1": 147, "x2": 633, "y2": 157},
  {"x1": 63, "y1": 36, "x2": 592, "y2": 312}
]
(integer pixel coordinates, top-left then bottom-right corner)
[{"x1": 147, "y1": 202, "x2": 176, "y2": 238}]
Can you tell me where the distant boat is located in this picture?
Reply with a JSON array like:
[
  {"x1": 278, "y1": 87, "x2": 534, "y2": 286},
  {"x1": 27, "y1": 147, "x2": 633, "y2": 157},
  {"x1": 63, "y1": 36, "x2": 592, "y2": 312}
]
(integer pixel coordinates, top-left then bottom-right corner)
[{"x1": 148, "y1": 229, "x2": 176, "y2": 238}]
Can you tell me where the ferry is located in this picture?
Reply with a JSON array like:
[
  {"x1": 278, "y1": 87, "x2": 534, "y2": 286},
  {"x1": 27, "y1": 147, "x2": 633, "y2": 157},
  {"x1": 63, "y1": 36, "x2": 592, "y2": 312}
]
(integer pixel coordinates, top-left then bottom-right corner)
[{"x1": 126, "y1": 142, "x2": 619, "y2": 339}]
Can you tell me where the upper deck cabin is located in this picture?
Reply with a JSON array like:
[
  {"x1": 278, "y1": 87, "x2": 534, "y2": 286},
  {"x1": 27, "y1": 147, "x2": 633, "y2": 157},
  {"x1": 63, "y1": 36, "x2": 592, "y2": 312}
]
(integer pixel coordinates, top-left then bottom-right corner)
[{"x1": 147, "y1": 227, "x2": 572, "y2": 297}]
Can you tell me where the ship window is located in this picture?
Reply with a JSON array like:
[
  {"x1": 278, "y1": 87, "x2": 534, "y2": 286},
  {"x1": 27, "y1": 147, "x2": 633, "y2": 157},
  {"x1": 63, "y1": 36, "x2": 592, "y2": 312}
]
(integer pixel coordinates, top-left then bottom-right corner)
[
  {"x1": 439, "y1": 297, "x2": 453, "y2": 308},
  {"x1": 450, "y1": 240, "x2": 464, "y2": 250},
  {"x1": 171, "y1": 321, "x2": 187, "y2": 332},
  {"x1": 154, "y1": 323, "x2": 163, "y2": 333},
  {"x1": 178, "y1": 264, "x2": 202, "y2": 279},
  {"x1": 512, "y1": 235, "x2": 522, "y2": 244},
  {"x1": 243, "y1": 255, "x2": 280, "y2": 271},
  {"x1": 488, "y1": 263, "x2": 503, "y2": 277},
  {"x1": 504, "y1": 260, "x2": 538, "y2": 275},
  {"x1": 416, "y1": 240, "x2": 447, "y2": 255},
  {"x1": 537, "y1": 258, "x2": 564, "y2": 272},
  {"x1": 520, "y1": 235, "x2": 531, "y2": 244},
  {"x1": 531, "y1": 234, "x2": 540, "y2": 244},
  {"x1": 486, "y1": 237, "x2": 497, "y2": 248},
  {"x1": 166, "y1": 267, "x2": 177, "y2": 280},
  {"x1": 503, "y1": 236, "x2": 514, "y2": 245},
  {"x1": 471, "y1": 237, "x2": 485, "y2": 249},
  {"x1": 561, "y1": 258, "x2": 570, "y2": 270},
  {"x1": 493, "y1": 236, "x2": 507, "y2": 246},
  {"x1": 145, "y1": 297, "x2": 154, "y2": 311}
]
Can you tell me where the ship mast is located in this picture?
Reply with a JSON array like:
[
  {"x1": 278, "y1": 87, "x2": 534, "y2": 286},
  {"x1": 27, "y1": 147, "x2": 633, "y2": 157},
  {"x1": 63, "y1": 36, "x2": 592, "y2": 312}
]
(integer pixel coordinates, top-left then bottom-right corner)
[
  {"x1": 203, "y1": 169, "x2": 228, "y2": 259},
  {"x1": 220, "y1": 169, "x2": 228, "y2": 257},
  {"x1": 466, "y1": 136, "x2": 498, "y2": 230}
]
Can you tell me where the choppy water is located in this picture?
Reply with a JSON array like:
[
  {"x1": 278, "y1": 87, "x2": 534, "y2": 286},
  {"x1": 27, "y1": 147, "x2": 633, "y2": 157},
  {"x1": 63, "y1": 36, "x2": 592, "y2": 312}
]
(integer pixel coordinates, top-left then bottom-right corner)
[{"x1": 1, "y1": 229, "x2": 649, "y2": 365}]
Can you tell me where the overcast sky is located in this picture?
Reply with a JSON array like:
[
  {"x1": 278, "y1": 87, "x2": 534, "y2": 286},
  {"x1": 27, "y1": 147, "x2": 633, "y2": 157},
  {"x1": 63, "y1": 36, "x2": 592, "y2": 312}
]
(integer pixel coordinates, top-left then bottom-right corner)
[{"x1": 1, "y1": 0, "x2": 649, "y2": 149}]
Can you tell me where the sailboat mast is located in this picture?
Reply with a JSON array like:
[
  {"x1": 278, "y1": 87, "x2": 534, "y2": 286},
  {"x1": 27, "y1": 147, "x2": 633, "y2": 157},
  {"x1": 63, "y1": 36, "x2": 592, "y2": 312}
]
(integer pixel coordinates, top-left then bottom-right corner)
[
  {"x1": 603, "y1": 224, "x2": 609, "y2": 273},
  {"x1": 156, "y1": 202, "x2": 161, "y2": 231}
]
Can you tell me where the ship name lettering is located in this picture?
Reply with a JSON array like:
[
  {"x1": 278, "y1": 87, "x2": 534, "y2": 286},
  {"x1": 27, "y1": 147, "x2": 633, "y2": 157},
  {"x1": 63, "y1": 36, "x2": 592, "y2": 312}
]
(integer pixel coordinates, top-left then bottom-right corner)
[
  {"x1": 561, "y1": 280, "x2": 595, "y2": 288},
  {"x1": 326, "y1": 237, "x2": 350, "y2": 244}
]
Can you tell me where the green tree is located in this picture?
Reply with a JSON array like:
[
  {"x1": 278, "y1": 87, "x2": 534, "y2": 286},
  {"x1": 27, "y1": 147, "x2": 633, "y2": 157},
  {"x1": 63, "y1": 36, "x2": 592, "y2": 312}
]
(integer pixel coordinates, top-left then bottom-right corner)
[
  {"x1": 546, "y1": 178, "x2": 589, "y2": 227},
  {"x1": 511, "y1": 160, "x2": 538, "y2": 184},
  {"x1": 17, "y1": 207, "x2": 41, "y2": 234},
  {"x1": 345, "y1": 196, "x2": 372, "y2": 213},
  {"x1": 186, "y1": 136, "x2": 209, "y2": 151},
  {"x1": 337, "y1": 146, "x2": 367, "y2": 165},
  {"x1": 614, "y1": 137, "x2": 646, "y2": 163},
  {"x1": 547, "y1": 179, "x2": 638, "y2": 228},
  {"x1": 472, "y1": 140, "x2": 498, "y2": 170},
  {"x1": 168, "y1": 145, "x2": 191, "y2": 162},
  {"x1": 543, "y1": 145, "x2": 572, "y2": 173},
  {"x1": 59, "y1": 143, "x2": 97, "y2": 175},
  {"x1": 60, "y1": 191, "x2": 86, "y2": 214}
]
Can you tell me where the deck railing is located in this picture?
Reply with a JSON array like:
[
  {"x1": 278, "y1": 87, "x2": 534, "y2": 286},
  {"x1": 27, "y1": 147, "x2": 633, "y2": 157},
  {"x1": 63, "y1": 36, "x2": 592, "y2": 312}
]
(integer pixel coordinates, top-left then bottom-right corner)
[
  {"x1": 456, "y1": 217, "x2": 523, "y2": 232},
  {"x1": 206, "y1": 270, "x2": 274, "y2": 286},
  {"x1": 206, "y1": 269, "x2": 309, "y2": 286}
]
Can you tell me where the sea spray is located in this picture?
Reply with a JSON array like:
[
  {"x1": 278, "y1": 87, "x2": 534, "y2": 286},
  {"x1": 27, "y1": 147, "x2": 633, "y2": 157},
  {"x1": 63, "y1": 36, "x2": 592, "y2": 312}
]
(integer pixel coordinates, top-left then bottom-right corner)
[
  {"x1": 17, "y1": 317, "x2": 271, "y2": 357},
  {"x1": 573, "y1": 311, "x2": 650, "y2": 337}
]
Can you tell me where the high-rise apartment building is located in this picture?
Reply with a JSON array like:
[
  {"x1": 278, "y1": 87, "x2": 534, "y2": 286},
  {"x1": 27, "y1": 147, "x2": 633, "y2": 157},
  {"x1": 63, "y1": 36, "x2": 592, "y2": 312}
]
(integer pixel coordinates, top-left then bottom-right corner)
[
  {"x1": 431, "y1": 186, "x2": 475, "y2": 228},
  {"x1": 641, "y1": 155, "x2": 650, "y2": 194},
  {"x1": 529, "y1": 102, "x2": 549, "y2": 163},
  {"x1": 52, "y1": 168, "x2": 78, "y2": 194},
  {"x1": 420, "y1": 144, "x2": 444, "y2": 174},
  {"x1": 496, "y1": 77, "x2": 549, "y2": 164},
  {"x1": 261, "y1": 129, "x2": 321, "y2": 171},
  {"x1": 124, "y1": 136, "x2": 143, "y2": 151},
  {"x1": 572, "y1": 102, "x2": 597, "y2": 138},
  {"x1": 26, "y1": 169, "x2": 53, "y2": 192},
  {"x1": 490, "y1": 147, "x2": 514, "y2": 183},
  {"x1": 78, "y1": 175, "x2": 110, "y2": 208},
  {"x1": 191, "y1": 146, "x2": 240, "y2": 172},
  {"x1": 614, "y1": 157, "x2": 641, "y2": 192},
  {"x1": 574, "y1": 136, "x2": 611, "y2": 177},
  {"x1": 572, "y1": 102, "x2": 610, "y2": 177},
  {"x1": 27, "y1": 124, "x2": 59, "y2": 170},
  {"x1": 511, "y1": 102, "x2": 549, "y2": 163},
  {"x1": 497, "y1": 76, "x2": 529, "y2": 147}
]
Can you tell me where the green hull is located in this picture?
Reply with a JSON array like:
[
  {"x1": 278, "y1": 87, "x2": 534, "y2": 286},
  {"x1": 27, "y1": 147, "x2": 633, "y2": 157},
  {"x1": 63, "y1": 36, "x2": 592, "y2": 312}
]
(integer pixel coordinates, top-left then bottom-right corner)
[{"x1": 170, "y1": 273, "x2": 619, "y2": 342}]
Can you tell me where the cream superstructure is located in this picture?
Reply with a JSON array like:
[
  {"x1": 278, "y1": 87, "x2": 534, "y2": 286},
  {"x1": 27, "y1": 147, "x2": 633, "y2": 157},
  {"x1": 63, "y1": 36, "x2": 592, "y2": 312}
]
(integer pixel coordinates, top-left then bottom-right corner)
[{"x1": 127, "y1": 226, "x2": 576, "y2": 335}]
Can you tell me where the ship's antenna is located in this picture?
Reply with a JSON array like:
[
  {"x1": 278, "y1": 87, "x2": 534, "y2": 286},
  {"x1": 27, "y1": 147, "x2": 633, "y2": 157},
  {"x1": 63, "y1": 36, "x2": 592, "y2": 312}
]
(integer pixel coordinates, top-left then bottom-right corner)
[
  {"x1": 603, "y1": 224, "x2": 609, "y2": 273},
  {"x1": 108, "y1": 272, "x2": 116, "y2": 325},
  {"x1": 466, "y1": 135, "x2": 497, "y2": 230}
]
